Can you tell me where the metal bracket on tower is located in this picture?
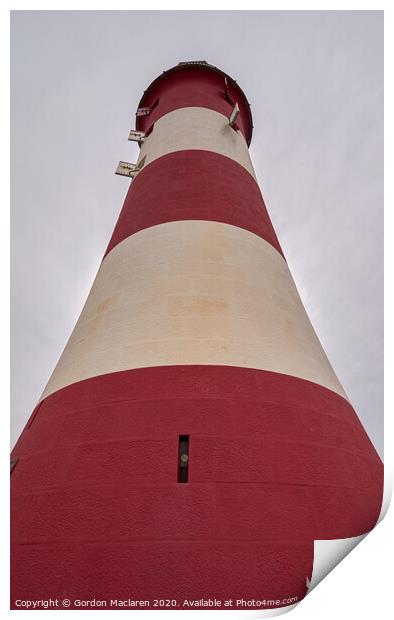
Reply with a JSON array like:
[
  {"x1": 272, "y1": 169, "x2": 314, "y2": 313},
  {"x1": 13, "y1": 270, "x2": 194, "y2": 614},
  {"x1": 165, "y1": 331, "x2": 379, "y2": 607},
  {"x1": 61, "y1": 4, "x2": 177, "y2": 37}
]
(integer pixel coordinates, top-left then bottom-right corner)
[
  {"x1": 115, "y1": 161, "x2": 139, "y2": 177},
  {"x1": 115, "y1": 158, "x2": 144, "y2": 178},
  {"x1": 229, "y1": 102, "x2": 240, "y2": 128},
  {"x1": 128, "y1": 129, "x2": 146, "y2": 143},
  {"x1": 136, "y1": 106, "x2": 152, "y2": 117}
]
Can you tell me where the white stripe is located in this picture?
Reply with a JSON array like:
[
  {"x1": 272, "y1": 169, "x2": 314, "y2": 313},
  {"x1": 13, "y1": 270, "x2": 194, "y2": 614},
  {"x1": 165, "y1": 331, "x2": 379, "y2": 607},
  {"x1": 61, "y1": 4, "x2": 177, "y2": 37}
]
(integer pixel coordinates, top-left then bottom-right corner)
[
  {"x1": 135, "y1": 107, "x2": 257, "y2": 180},
  {"x1": 40, "y1": 221, "x2": 345, "y2": 401}
]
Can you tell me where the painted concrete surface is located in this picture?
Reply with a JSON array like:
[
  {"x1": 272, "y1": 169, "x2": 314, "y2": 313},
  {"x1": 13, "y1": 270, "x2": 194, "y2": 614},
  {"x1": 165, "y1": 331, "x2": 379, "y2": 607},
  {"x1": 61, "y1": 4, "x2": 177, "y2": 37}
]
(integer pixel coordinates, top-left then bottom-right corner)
[
  {"x1": 11, "y1": 366, "x2": 383, "y2": 608},
  {"x1": 40, "y1": 220, "x2": 345, "y2": 401},
  {"x1": 136, "y1": 106, "x2": 257, "y2": 181},
  {"x1": 105, "y1": 150, "x2": 283, "y2": 258}
]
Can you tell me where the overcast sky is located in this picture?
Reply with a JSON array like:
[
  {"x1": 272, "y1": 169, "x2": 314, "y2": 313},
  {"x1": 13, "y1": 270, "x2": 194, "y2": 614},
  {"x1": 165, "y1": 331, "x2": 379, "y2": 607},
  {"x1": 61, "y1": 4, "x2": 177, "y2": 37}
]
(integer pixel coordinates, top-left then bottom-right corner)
[{"x1": 10, "y1": 10, "x2": 383, "y2": 457}]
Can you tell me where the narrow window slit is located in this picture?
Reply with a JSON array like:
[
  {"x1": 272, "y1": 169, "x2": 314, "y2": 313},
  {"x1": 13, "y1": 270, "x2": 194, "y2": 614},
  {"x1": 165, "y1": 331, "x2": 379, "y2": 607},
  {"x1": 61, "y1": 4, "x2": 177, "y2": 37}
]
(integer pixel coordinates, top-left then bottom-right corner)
[{"x1": 178, "y1": 435, "x2": 189, "y2": 483}]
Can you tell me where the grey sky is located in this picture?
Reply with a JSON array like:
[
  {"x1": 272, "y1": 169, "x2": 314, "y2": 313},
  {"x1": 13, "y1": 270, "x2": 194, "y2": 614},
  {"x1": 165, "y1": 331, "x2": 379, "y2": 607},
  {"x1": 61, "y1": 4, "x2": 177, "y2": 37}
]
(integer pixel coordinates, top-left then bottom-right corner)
[{"x1": 11, "y1": 10, "x2": 383, "y2": 456}]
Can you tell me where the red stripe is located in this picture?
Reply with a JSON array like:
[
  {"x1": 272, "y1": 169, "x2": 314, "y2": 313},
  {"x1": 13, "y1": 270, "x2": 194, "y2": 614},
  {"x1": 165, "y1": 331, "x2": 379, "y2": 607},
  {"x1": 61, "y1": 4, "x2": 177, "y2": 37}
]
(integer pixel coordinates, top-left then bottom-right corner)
[
  {"x1": 105, "y1": 150, "x2": 283, "y2": 258},
  {"x1": 11, "y1": 366, "x2": 382, "y2": 607},
  {"x1": 136, "y1": 65, "x2": 253, "y2": 146}
]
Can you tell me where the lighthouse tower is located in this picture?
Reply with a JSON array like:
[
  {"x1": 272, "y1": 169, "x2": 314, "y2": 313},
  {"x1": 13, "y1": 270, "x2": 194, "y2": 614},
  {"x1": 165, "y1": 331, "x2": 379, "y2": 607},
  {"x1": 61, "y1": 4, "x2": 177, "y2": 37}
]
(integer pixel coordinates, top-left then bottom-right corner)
[{"x1": 11, "y1": 62, "x2": 383, "y2": 609}]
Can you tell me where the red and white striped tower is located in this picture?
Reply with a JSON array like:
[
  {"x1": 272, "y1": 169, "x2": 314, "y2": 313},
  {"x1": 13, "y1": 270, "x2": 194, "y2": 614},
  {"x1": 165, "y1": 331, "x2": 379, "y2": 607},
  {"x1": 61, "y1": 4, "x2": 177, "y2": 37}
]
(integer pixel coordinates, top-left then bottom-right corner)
[{"x1": 11, "y1": 62, "x2": 383, "y2": 609}]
